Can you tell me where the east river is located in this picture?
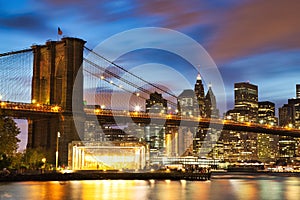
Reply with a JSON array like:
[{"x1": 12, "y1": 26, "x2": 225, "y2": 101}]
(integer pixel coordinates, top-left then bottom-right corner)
[{"x1": 0, "y1": 175, "x2": 299, "y2": 200}]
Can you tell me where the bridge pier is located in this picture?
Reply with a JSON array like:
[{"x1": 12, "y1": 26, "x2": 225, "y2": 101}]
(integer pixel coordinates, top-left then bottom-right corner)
[{"x1": 28, "y1": 37, "x2": 86, "y2": 166}]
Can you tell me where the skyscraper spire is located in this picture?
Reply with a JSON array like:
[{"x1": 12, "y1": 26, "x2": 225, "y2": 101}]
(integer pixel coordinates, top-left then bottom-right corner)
[
  {"x1": 208, "y1": 82, "x2": 212, "y2": 88},
  {"x1": 197, "y1": 73, "x2": 201, "y2": 80}
]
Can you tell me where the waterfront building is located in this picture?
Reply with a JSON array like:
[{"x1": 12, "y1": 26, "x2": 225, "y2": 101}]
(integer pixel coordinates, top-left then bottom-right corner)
[
  {"x1": 69, "y1": 141, "x2": 148, "y2": 170},
  {"x1": 278, "y1": 92, "x2": 300, "y2": 158},
  {"x1": 223, "y1": 82, "x2": 259, "y2": 162},
  {"x1": 257, "y1": 101, "x2": 278, "y2": 162},
  {"x1": 150, "y1": 156, "x2": 219, "y2": 169}
]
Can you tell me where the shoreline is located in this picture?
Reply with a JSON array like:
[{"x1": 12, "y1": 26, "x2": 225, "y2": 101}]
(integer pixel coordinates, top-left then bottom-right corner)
[
  {"x1": 0, "y1": 171, "x2": 211, "y2": 182},
  {"x1": 211, "y1": 171, "x2": 300, "y2": 179},
  {"x1": 1, "y1": 171, "x2": 299, "y2": 183}
]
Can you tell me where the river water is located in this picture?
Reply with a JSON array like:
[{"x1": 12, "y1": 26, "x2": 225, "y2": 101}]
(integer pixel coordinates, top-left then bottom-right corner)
[{"x1": 0, "y1": 175, "x2": 299, "y2": 200}]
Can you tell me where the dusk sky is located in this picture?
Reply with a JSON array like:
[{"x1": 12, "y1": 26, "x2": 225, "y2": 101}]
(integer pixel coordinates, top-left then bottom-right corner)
[{"x1": 1, "y1": 0, "x2": 300, "y2": 149}]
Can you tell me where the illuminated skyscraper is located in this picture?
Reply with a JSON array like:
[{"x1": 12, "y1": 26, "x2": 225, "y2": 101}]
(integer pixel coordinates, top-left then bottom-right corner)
[
  {"x1": 178, "y1": 89, "x2": 198, "y2": 117},
  {"x1": 194, "y1": 73, "x2": 205, "y2": 117},
  {"x1": 258, "y1": 101, "x2": 277, "y2": 125},
  {"x1": 296, "y1": 84, "x2": 300, "y2": 99},
  {"x1": 257, "y1": 101, "x2": 278, "y2": 162},
  {"x1": 146, "y1": 91, "x2": 167, "y2": 114},
  {"x1": 278, "y1": 96, "x2": 300, "y2": 158},
  {"x1": 145, "y1": 92, "x2": 168, "y2": 157},
  {"x1": 205, "y1": 84, "x2": 219, "y2": 118},
  {"x1": 223, "y1": 82, "x2": 259, "y2": 161},
  {"x1": 233, "y1": 82, "x2": 258, "y2": 122}
]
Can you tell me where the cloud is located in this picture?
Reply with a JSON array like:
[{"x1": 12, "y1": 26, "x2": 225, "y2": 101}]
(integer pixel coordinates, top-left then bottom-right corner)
[
  {"x1": 0, "y1": 13, "x2": 47, "y2": 31},
  {"x1": 208, "y1": 0, "x2": 300, "y2": 62},
  {"x1": 43, "y1": 0, "x2": 137, "y2": 23},
  {"x1": 0, "y1": 13, "x2": 50, "y2": 35},
  {"x1": 137, "y1": 0, "x2": 208, "y2": 29}
]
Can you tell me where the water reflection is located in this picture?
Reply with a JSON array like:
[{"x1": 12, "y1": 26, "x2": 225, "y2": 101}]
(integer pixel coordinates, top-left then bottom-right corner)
[{"x1": 0, "y1": 177, "x2": 299, "y2": 200}]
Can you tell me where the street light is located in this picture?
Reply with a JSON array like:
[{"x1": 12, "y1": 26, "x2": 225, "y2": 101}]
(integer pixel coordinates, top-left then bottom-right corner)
[
  {"x1": 42, "y1": 158, "x2": 46, "y2": 173},
  {"x1": 56, "y1": 131, "x2": 61, "y2": 170}
]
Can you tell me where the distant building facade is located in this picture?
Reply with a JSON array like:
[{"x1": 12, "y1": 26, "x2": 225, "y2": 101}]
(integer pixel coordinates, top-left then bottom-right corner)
[
  {"x1": 145, "y1": 92, "x2": 168, "y2": 157},
  {"x1": 194, "y1": 74, "x2": 206, "y2": 117},
  {"x1": 227, "y1": 82, "x2": 258, "y2": 122},
  {"x1": 223, "y1": 82, "x2": 259, "y2": 162},
  {"x1": 146, "y1": 91, "x2": 167, "y2": 114},
  {"x1": 278, "y1": 89, "x2": 300, "y2": 158},
  {"x1": 257, "y1": 101, "x2": 278, "y2": 162}
]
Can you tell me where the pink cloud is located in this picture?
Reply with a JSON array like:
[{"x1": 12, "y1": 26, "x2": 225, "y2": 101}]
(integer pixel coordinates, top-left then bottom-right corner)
[{"x1": 208, "y1": 0, "x2": 300, "y2": 62}]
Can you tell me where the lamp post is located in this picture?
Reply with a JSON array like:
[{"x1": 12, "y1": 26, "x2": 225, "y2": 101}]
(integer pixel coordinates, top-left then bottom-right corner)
[
  {"x1": 42, "y1": 158, "x2": 46, "y2": 173},
  {"x1": 56, "y1": 131, "x2": 60, "y2": 170}
]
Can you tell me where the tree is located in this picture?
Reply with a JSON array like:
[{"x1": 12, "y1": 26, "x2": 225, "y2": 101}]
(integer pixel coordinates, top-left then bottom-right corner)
[
  {"x1": 23, "y1": 148, "x2": 46, "y2": 169},
  {"x1": 0, "y1": 111, "x2": 20, "y2": 157}
]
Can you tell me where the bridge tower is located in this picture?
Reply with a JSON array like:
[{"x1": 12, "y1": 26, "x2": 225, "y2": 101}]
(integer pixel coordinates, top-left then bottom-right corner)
[{"x1": 27, "y1": 37, "x2": 86, "y2": 165}]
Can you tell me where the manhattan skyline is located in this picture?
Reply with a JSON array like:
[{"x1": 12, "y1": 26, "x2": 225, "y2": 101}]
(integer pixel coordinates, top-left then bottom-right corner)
[{"x1": 1, "y1": 0, "x2": 300, "y2": 151}]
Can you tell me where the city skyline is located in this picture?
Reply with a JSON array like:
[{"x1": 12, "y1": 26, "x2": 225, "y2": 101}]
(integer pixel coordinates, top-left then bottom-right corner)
[
  {"x1": 0, "y1": 37, "x2": 299, "y2": 172},
  {"x1": 0, "y1": 0, "x2": 300, "y2": 112}
]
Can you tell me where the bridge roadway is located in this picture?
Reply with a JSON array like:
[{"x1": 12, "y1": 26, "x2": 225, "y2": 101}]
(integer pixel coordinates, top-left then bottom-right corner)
[{"x1": 1, "y1": 101, "x2": 300, "y2": 137}]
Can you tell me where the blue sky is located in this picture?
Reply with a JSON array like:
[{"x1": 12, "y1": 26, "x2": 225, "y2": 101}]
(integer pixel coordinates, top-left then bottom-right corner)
[{"x1": 1, "y1": 0, "x2": 300, "y2": 149}]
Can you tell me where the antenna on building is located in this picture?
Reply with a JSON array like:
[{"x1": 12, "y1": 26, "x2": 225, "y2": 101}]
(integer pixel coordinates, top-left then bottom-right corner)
[{"x1": 197, "y1": 73, "x2": 201, "y2": 80}]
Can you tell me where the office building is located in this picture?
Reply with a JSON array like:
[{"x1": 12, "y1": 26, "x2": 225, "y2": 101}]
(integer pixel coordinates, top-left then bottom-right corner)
[
  {"x1": 223, "y1": 82, "x2": 259, "y2": 162},
  {"x1": 205, "y1": 84, "x2": 219, "y2": 118},
  {"x1": 177, "y1": 89, "x2": 198, "y2": 117},
  {"x1": 146, "y1": 91, "x2": 167, "y2": 114},
  {"x1": 194, "y1": 73, "x2": 206, "y2": 117},
  {"x1": 278, "y1": 90, "x2": 300, "y2": 158},
  {"x1": 257, "y1": 101, "x2": 278, "y2": 162},
  {"x1": 296, "y1": 84, "x2": 300, "y2": 99},
  {"x1": 228, "y1": 82, "x2": 258, "y2": 122},
  {"x1": 145, "y1": 92, "x2": 168, "y2": 157}
]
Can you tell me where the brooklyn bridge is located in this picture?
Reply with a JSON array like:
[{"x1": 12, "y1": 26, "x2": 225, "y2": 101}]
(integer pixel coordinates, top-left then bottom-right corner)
[{"x1": 0, "y1": 37, "x2": 299, "y2": 166}]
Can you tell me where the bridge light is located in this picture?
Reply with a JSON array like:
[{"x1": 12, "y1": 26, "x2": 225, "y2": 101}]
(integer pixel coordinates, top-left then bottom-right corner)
[
  {"x1": 100, "y1": 76, "x2": 105, "y2": 80},
  {"x1": 136, "y1": 93, "x2": 140, "y2": 97},
  {"x1": 0, "y1": 102, "x2": 6, "y2": 107},
  {"x1": 32, "y1": 99, "x2": 36, "y2": 104},
  {"x1": 110, "y1": 80, "x2": 113, "y2": 84}
]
